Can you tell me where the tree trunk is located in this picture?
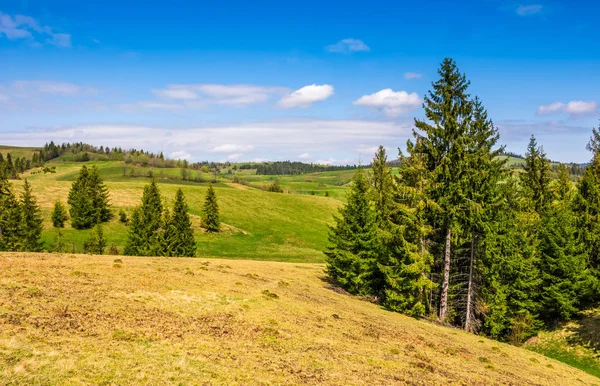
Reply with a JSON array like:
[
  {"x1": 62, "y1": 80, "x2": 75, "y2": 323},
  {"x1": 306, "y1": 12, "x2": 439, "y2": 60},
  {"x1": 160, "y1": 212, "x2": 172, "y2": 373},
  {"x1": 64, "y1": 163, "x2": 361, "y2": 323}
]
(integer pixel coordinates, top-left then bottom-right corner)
[
  {"x1": 439, "y1": 228, "x2": 451, "y2": 322},
  {"x1": 465, "y1": 234, "x2": 476, "y2": 332}
]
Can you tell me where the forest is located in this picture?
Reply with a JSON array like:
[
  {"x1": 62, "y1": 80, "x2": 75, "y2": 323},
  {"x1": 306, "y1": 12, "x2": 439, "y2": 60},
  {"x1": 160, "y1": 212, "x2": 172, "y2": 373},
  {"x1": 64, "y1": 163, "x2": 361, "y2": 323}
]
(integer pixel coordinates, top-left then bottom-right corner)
[{"x1": 325, "y1": 58, "x2": 600, "y2": 344}]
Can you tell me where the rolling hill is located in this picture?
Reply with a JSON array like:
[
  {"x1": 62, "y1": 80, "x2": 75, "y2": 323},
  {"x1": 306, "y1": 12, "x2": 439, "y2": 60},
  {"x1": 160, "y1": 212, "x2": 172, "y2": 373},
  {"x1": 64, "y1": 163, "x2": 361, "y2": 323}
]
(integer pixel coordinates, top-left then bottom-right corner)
[{"x1": 1, "y1": 252, "x2": 598, "y2": 385}]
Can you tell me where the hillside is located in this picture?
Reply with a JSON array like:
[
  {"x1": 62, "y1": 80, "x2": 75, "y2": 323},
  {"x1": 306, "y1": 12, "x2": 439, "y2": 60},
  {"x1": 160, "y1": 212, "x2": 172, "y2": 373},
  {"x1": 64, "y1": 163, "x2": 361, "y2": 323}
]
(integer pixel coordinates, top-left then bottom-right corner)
[
  {"x1": 11, "y1": 159, "x2": 341, "y2": 263},
  {"x1": 1, "y1": 253, "x2": 597, "y2": 385},
  {"x1": 525, "y1": 309, "x2": 600, "y2": 378}
]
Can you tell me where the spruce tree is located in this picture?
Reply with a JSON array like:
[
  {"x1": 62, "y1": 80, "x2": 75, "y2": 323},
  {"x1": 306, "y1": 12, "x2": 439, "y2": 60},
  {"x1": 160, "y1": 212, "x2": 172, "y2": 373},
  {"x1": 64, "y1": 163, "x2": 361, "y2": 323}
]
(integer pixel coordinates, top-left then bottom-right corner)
[
  {"x1": 51, "y1": 200, "x2": 69, "y2": 228},
  {"x1": 574, "y1": 123, "x2": 600, "y2": 288},
  {"x1": 124, "y1": 179, "x2": 164, "y2": 256},
  {"x1": 520, "y1": 135, "x2": 552, "y2": 214},
  {"x1": 410, "y1": 58, "x2": 473, "y2": 322},
  {"x1": 68, "y1": 165, "x2": 95, "y2": 229},
  {"x1": 202, "y1": 184, "x2": 221, "y2": 232},
  {"x1": 68, "y1": 165, "x2": 111, "y2": 229},
  {"x1": 0, "y1": 169, "x2": 22, "y2": 251},
  {"x1": 85, "y1": 224, "x2": 107, "y2": 255},
  {"x1": 20, "y1": 179, "x2": 43, "y2": 252},
  {"x1": 380, "y1": 144, "x2": 436, "y2": 315},
  {"x1": 369, "y1": 146, "x2": 394, "y2": 225},
  {"x1": 325, "y1": 169, "x2": 382, "y2": 295},
  {"x1": 479, "y1": 177, "x2": 541, "y2": 342},
  {"x1": 165, "y1": 188, "x2": 196, "y2": 257},
  {"x1": 88, "y1": 166, "x2": 111, "y2": 222}
]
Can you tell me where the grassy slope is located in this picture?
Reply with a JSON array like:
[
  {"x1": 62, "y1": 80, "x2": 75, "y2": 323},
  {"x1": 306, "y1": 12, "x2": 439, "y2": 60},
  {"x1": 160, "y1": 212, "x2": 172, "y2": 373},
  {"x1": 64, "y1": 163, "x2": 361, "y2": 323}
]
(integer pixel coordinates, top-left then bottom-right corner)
[
  {"x1": 12, "y1": 160, "x2": 341, "y2": 263},
  {"x1": 0, "y1": 145, "x2": 40, "y2": 159},
  {"x1": 525, "y1": 309, "x2": 600, "y2": 378},
  {"x1": 1, "y1": 253, "x2": 597, "y2": 385}
]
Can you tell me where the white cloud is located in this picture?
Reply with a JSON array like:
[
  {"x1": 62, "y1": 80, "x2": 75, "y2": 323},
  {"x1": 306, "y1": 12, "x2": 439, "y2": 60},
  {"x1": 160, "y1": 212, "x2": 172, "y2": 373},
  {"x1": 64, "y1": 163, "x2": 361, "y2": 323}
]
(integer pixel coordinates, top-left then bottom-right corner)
[
  {"x1": 326, "y1": 38, "x2": 370, "y2": 53},
  {"x1": 277, "y1": 84, "x2": 334, "y2": 109},
  {"x1": 566, "y1": 101, "x2": 598, "y2": 115},
  {"x1": 0, "y1": 11, "x2": 71, "y2": 47},
  {"x1": 170, "y1": 150, "x2": 192, "y2": 161},
  {"x1": 298, "y1": 153, "x2": 311, "y2": 160},
  {"x1": 516, "y1": 4, "x2": 543, "y2": 16},
  {"x1": 404, "y1": 72, "x2": 422, "y2": 79},
  {"x1": 315, "y1": 157, "x2": 335, "y2": 165},
  {"x1": 353, "y1": 89, "x2": 421, "y2": 117},
  {"x1": 211, "y1": 144, "x2": 254, "y2": 153},
  {"x1": 226, "y1": 153, "x2": 243, "y2": 160},
  {"x1": 0, "y1": 81, "x2": 98, "y2": 109},
  {"x1": 152, "y1": 84, "x2": 287, "y2": 106},
  {"x1": 0, "y1": 119, "x2": 413, "y2": 165},
  {"x1": 537, "y1": 100, "x2": 598, "y2": 116}
]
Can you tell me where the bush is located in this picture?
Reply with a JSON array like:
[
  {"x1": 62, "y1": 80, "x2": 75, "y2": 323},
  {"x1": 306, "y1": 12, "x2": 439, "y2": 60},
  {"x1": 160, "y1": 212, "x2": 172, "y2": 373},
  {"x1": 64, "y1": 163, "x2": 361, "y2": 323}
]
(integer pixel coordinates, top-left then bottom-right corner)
[
  {"x1": 119, "y1": 210, "x2": 129, "y2": 225},
  {"x1": 267, "y1": 181, "x2": 284, "y2": 193}
]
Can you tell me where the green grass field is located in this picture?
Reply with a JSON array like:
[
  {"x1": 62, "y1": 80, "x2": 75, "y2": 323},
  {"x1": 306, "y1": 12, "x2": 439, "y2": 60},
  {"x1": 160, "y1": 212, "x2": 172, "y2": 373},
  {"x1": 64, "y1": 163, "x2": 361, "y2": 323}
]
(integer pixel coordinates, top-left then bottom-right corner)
[
  {"x1": 0, "y1": 145, "x2": 41, "y2": 159},
  {"x1": 10, "y1": 158, "x2": 341, "y2": 263}
]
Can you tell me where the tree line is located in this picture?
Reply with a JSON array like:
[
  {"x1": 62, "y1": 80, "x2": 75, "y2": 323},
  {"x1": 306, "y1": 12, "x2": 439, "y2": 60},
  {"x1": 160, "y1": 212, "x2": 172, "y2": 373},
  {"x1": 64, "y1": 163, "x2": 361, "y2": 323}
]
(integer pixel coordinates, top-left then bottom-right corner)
[
  {"x1": 254, "y1": 161, "x2": 359, "y2": 175},
  {"x1": 326, "y1": 58, "x2": 600, "y2": 344}
]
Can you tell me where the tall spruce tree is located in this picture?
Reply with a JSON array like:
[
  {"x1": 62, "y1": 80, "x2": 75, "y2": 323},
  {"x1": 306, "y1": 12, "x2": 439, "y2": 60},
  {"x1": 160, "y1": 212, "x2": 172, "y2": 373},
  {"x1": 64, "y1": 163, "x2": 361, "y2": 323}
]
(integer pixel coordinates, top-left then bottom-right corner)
[
  {"x1": 574, "y1": 123, "x2": 600, "y2": 289},
  {"x1": 520, "y1": 135, "x2": 552, "y2": 214},
  {"x1": 20, "y1": 179, "x2": 43, "y2": 252},
  {"x1": 325, "y1": 168, "x2": 382, "y2": 295},
  {"x1": 165, "y1": 188, "x2": 196, "y2": 257},
  {"x1": 201, "y1": 184, "x2": 220, "y2": 232},
  {"x1": 124, "y1": 179, "x2": 164, "y2": 256},
  {"x1": 410, "y1": 58, "x2": 473, "y2": 322},
  {"x1": 369, "y1": 146, "x2": 394, "y2": 225},
  {"x1": 479, "y1": 177, "x2": 541, "y2": 342},
  {"x1": 460, "y1": 97, "x2": 507, "y2": 332},
  {"x1": 380, "y1": 144, "x2": 436, "y2": 316},
  {"x1": 68, "y1": 165, "x2": 111, "y2": 229}
]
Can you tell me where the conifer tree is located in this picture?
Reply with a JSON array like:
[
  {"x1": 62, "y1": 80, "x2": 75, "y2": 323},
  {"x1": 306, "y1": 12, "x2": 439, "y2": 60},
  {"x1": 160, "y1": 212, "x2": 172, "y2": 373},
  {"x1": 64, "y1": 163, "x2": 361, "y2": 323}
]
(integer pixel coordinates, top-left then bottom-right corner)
[
  {"x1": 538, "y1": 197, "x2": 586, "y2": 323},
  {"x1": 68, "y1": 166, "x2": 95, "y2": 229},
  {"x1": 325, "y1": 169, "x2": 382, "y2": 295},
  {"x1": 85, "y1": 224, "x2": 107, "y2": 255},
  {"x1": 479, "y1": 177, "x2": 541, "y2": 342},
  {"x1": 369, "y1": 146, "x2": 394, "y2": 225},
  {"x1": 410, "y1": 58, "x2": 473, "y2": 322},
  {"x1": 51, "y1": 200, "x2": 69, "y2": 228},
  {"x1": 202, "y1": 184, "x2": 220, "y2": 232},
  {"x1": 88, "y1": 166, "x2": 111, "y2": 222},
  {"x1": 380, "y1": 144, "x2": 436, "y2": 316},
  {"x1": 0, "y1": 169, "x2": 22, "y2": 251},
  {"x1": 124, "y1": 179, "x2": 164, "y2": 256},
  {"x1": 20, "y1": 179, "x2": 43, "y2": 252},
  {"x1": 520, "y1": 136, "x2": 552, "y2": 214},
  {"x1": 165, "y1": 188, "x2": 196, "y2": 257},
  {"x1": 574, "y1": 123, "x2": 600, "y2": 287},
  {"x1": 554, "y1": 164, "x2": 572, "y2": 201}
]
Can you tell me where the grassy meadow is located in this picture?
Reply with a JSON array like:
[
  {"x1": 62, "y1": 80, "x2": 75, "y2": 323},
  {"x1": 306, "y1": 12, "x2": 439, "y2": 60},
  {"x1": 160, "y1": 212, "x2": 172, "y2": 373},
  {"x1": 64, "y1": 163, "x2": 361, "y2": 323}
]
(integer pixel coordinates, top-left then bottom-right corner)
[
  {"x1": 1, "y1": 252, "x2": 598, "y2": 385},
  {"x1": 10, "y1": 159, "x2": 342, "y2": 263}
]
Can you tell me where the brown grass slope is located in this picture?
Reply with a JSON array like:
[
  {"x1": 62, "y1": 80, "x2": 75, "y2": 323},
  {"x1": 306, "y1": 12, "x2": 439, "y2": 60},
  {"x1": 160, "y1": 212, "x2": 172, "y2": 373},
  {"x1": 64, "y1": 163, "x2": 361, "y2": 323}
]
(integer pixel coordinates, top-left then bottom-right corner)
[{"x1": 0, "y1": 253, "x2": 597, "y2": 385}]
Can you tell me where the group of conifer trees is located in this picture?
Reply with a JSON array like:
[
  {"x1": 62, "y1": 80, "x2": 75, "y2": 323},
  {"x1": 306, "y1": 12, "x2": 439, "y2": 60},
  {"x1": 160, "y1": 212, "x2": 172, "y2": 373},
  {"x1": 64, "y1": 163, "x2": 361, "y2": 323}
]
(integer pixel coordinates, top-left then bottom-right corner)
[
  {"x1": 123, "y1": 180, "x2": 220, "y2": 257},
  {"x1": 0, "y1": 169, "x2": 44, "y2": 252},
  {"x1": 326, "y1": 57, "x2": 600, "y2": 343}
]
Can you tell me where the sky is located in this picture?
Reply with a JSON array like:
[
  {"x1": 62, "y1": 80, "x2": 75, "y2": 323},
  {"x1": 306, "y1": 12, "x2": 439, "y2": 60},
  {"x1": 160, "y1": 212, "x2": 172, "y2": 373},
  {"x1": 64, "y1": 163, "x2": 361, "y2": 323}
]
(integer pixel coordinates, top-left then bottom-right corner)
[{"x1": 0, "y1": 0, "x2": 599, "y2": 164}]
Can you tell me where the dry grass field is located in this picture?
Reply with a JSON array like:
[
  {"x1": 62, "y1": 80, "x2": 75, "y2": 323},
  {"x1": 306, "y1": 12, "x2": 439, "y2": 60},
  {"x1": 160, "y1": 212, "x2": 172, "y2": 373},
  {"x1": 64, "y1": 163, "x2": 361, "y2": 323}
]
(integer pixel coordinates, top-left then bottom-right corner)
[{"x1": 1, "y1": 252, "x2": 598, "y2": 385}]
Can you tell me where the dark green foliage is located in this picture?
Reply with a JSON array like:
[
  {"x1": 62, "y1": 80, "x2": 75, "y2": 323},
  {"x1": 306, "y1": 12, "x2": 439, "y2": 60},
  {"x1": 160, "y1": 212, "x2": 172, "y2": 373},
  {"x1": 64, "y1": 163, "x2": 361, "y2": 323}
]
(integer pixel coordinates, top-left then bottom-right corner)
[
  {"x1": 267, "y1": 181, "x2": 284, "y2": 193},
  {"x1": 325, "y1": 169, "x2": 382, "y2": 295},
  {"x1": 202, "y1": 185, "x2": 220, "y2": 232},
  {"x1": 520, "y1": 136, "x2": 552, "y2": 214},
  {"x1": 0, "y1": 171, "x2": 22, "y2": 251},
  {"x1": 124, "y1": 179, "x2": 164, "y2": 256},
  {"x1": 51, "y1": 200, "x2": 68, "y2": 228},
  {"x1": 538, "y1": 199, "x2": 587, "y2": 323},
  {"x1": 85, "y1": 224, "x2": 107, "y2": 255},
  {"x1": 19, "y1": 179, "x2": 43, "y2": 252},
  {"x1": 164, "y1": 188, "x2": 196, "y2": 257},
  {"x1": 68, "y1": 165, "x2": 111, "y2": 229},
  {"x1": 118, "y1": 209, "x2": 129, "y2": 225},
  {"x1": 369, "y1": 145, "x2": 394, "y2": 225}
]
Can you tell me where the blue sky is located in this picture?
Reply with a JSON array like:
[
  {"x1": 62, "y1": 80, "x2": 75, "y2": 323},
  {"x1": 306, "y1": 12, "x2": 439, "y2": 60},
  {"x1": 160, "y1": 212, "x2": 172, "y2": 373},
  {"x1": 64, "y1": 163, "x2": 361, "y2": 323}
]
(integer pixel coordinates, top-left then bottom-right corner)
[{"x1": 1, "y1": 0, "x2": 599, "y2": 163}]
